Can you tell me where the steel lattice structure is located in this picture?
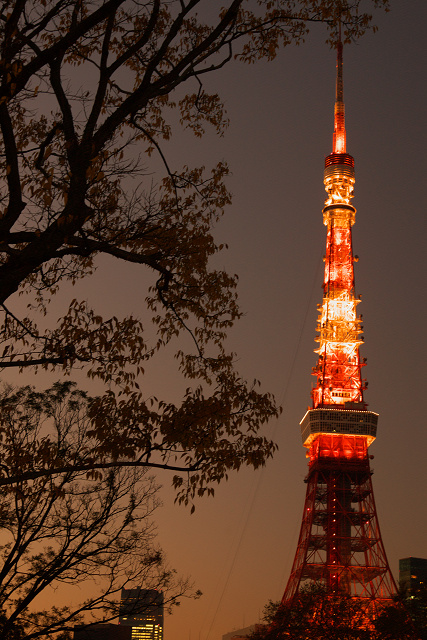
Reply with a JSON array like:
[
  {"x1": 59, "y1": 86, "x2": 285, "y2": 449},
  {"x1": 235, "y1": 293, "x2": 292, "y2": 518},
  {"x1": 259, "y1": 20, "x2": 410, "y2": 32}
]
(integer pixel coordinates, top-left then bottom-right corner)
[{"x1": 281, "y1": 41, "x2": 397, "y2": 610}]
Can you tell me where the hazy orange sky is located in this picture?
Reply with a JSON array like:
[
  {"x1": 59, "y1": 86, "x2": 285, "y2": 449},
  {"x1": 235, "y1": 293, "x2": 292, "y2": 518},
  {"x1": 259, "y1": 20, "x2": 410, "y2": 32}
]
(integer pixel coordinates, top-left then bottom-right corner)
[
  {"x1": 155, "y1": 2, "x2": 427, "y2": 638},
  {"x1": 5, "y1": 2, "x2": 426, "y2": 640}
]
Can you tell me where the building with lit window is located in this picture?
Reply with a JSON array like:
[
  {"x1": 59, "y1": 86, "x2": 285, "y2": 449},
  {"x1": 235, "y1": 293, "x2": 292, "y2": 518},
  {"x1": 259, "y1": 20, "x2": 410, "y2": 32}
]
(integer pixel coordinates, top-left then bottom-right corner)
[
  {"x1": 399, "y1": 557, "x2": 427, "y2": 594},
  {"x1": 119, "y1": 588, "x2": 163, "y2": 640}
]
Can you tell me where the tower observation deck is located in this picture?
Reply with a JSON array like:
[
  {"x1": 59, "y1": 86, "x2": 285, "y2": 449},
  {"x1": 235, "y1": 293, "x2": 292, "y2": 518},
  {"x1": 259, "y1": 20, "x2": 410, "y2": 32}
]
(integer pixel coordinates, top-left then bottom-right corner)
[{"x1": 281, "y1": 40, "x2": 397, "y2": 609}]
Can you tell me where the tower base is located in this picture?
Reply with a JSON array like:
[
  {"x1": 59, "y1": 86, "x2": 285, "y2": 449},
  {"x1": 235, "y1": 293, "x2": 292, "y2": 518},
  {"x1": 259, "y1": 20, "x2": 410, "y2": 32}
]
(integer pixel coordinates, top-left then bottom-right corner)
[{"x1": 282, "y1": 433, "x2": 396, "y2": 610}]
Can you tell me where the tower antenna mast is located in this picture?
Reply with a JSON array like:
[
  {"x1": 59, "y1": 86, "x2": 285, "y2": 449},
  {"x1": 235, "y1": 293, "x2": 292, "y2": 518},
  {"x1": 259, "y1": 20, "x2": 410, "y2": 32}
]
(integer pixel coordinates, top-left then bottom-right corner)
[{"x1": 333, "y1": 21, "x2": 346, "y2": 154}]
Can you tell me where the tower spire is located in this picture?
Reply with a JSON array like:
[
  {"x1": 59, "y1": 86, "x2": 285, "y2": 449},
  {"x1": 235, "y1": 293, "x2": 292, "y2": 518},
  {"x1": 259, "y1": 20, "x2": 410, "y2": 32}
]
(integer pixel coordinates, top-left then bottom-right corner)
[
  {"x1": 333, "y1": 27, "x2": 346, "y2": 154},
  {"x1": 312, "y1": 36, "x2": 362, "y2": 411}
]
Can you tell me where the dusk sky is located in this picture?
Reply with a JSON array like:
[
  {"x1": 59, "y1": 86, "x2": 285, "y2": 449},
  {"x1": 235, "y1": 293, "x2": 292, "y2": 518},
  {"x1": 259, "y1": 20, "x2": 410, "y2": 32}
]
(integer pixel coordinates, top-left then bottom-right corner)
[
  {"x1": 154, "y1": 2, "x2": 427, "y2": 638},
  {"x1": 5, "y1": 1, "x2": 426, "y2": 639}
]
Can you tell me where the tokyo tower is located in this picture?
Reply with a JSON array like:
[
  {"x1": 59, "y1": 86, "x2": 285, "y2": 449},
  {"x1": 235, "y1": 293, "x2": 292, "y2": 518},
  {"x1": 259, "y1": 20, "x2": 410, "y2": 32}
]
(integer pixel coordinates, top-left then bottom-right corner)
[{"x1": 281, "y1": 40, "x2": 397, "y2": 607}]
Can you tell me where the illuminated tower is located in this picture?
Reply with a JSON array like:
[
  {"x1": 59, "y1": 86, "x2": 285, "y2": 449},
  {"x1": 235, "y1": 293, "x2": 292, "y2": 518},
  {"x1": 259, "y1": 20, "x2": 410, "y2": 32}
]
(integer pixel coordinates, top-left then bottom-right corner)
[{"x1": 281, "y1": 41, "x2": 397, "y2": 607}]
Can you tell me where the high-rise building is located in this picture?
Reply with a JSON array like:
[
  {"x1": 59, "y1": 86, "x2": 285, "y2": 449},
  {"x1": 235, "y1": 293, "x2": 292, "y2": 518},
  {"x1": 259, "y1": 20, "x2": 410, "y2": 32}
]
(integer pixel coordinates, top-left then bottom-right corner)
[
  {"x1": 281, "y1": 35, "x2": 397, "y2": 612},
  {"x1": 222, "y1": 625, "x2": 259, "y2": 640},
  {"x1": 119, "y1": 588, "x2": 163, "y2": 640},
  {"x1": 399, "y1": 557, "x2": 427, "y2": 594},
  {"x1": 74, "y1": 623, "x2": 131, "y2": 640}
]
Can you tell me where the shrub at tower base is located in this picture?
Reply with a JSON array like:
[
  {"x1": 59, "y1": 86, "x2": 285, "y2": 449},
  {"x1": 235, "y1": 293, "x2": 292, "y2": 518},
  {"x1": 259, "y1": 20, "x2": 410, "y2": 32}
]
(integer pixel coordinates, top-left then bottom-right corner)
[{"x1": 249, "y1": 587, "x2": 424, "y2": 640}]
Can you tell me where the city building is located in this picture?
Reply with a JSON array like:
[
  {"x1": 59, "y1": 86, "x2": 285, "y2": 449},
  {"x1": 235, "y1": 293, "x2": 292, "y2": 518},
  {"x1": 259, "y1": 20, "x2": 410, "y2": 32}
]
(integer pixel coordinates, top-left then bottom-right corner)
[
  {"x1": 222, "y1": 625, "x2": 258, "y2": 640},
  {"x1": 399, "y1": 557, "x2": 427, "y2": 594},
  {"x1": 74, "y1": 623, "x2": 131, "y2": 640},
  {"x1": 280, "y1": 31, "x2": 397, "y2": 614},
  {"x1": 119, "y1": 588, "x2": 163, "y2": 640}
]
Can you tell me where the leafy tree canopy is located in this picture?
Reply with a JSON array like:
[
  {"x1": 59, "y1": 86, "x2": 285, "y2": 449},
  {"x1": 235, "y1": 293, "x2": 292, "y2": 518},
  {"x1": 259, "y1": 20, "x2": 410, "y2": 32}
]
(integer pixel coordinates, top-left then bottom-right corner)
[
  {"x1": 252, "y1": 588, "x2": 372, "y2": 640},
  {"x1": 251, "y1": 586, "x2": 421, "y2": 640},
  {"x1": 0, "y1": 0, "x2": 388, "y2": 501}
]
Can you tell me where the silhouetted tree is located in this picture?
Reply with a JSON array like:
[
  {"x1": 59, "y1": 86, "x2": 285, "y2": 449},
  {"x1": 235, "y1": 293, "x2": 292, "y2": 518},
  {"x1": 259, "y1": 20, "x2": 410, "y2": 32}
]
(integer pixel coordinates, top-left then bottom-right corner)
[
  {"x1": 251, "y1": 587, "x2": 418, "y2": 640},
  {"x1": 0, "y1": 0, "x2": 388, "y2": 501},
  {"x1": 253, "y1": 589, "x2": 372, "y2": 640},
  {"x1": 0, "y1": 610, "x2": 25, "y2": 640},
  {"x1": 0, "y1": 381, "x2": 193, "y2": 640},
  {"x1": 373, "y1": 587, "x2": 427, "y2": 640}
]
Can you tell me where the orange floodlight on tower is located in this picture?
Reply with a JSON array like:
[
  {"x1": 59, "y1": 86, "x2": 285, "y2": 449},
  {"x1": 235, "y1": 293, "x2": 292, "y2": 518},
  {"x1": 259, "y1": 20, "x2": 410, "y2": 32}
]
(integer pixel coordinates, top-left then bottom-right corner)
[{"x1": 281, "y1": 39, "x2": 397, "y2": 609}]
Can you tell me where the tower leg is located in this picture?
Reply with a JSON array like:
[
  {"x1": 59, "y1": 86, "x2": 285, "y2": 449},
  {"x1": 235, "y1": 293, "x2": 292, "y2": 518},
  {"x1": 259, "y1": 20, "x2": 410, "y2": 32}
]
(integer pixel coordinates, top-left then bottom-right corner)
[{"x1": 282, "y1": 438, "x2": 396, "y2": 610}]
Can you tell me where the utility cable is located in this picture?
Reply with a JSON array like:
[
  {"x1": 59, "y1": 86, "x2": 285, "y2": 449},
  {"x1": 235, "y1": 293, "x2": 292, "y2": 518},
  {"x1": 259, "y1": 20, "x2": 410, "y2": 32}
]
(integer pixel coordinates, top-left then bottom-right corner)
[{"x1": 204, "y1": 252, "x2": 324, "y2": 639}]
